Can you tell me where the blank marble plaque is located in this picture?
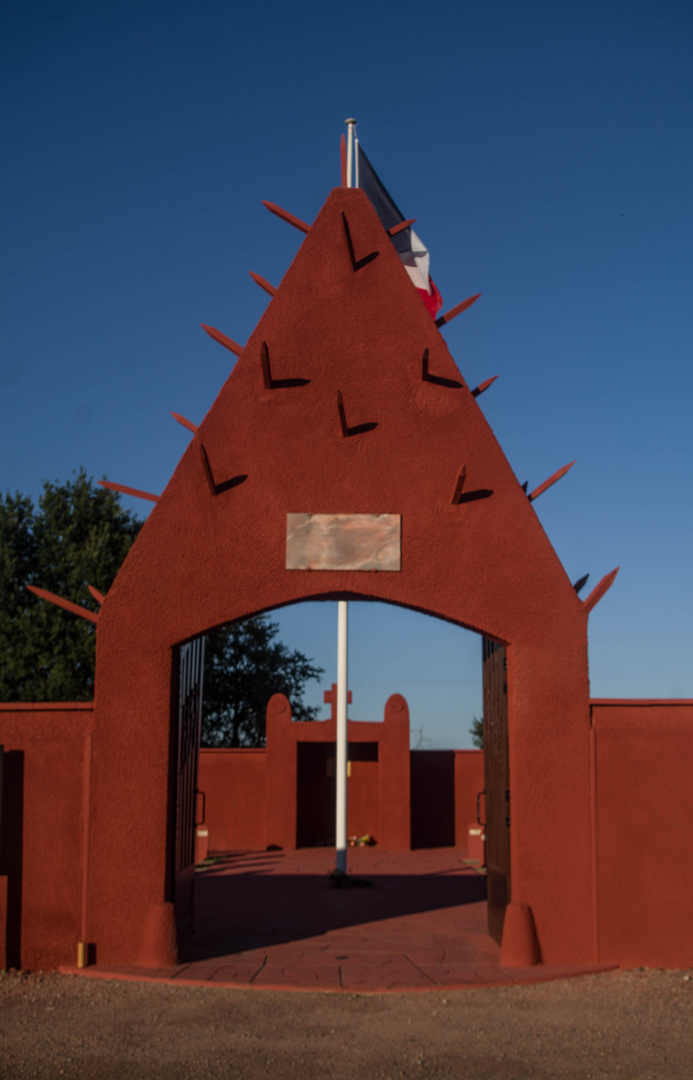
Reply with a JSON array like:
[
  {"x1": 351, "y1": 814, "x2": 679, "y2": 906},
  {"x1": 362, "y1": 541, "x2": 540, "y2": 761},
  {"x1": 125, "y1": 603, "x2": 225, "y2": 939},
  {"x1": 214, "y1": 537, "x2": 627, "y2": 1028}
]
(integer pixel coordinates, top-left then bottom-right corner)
[{"x1": 286, "y1": 513, "x2": 401, "y2": 571}]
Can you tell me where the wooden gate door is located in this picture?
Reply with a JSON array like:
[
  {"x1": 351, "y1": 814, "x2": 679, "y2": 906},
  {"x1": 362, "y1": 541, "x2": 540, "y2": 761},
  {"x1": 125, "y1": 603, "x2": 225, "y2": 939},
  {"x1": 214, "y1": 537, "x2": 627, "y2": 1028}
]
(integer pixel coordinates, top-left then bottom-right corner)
[
  {"x1": 174, "y1": 635, "x2": 205, "y2": 936},
  {"x1": 482, "y1": 636, "x2": 510, "y2": 944}
]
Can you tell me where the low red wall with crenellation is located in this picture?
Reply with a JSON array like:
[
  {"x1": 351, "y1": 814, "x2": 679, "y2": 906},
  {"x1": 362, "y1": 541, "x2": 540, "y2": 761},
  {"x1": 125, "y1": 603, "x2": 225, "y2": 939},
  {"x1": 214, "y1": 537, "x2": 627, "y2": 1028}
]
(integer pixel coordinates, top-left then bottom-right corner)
[
  {"x1": 591, "y1": 700, "x2": 693, "y2": 968},
  {"x1": 0, "y1": 703, "x2": 93, "y2": 971},
  {"x1": 199, "y1": 741, "x2": 485, "y2": 854}
]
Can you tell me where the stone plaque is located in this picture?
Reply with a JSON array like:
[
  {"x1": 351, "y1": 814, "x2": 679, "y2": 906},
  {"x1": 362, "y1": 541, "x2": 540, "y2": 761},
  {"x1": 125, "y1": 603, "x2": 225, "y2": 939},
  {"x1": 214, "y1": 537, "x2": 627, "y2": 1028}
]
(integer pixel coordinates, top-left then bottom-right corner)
[{"x1": 286, "y1": 513, "x2": 401, "y2": 571}]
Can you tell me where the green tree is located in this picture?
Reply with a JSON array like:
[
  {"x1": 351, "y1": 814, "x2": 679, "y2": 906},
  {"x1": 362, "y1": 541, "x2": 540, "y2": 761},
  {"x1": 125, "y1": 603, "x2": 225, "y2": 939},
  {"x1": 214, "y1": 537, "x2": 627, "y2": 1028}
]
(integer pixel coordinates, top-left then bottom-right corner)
[
  {"x1": 0, "y1": 470, "x2": 141, "y2": 701},
  {"x1": 1, "y1": 472, "x2": 324, "y2": 732},
  {"x1": 202, "y1": 616, "x2": 324, "y2": 747},
  {"x1": 470, "y1": 716, "x2": 484, "y2": 749}
]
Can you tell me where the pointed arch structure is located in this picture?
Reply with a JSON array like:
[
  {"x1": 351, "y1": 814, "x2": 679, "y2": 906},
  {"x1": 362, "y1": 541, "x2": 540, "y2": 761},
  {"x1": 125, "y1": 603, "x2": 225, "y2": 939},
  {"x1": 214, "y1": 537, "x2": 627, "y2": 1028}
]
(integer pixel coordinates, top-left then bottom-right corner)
[{"x1": 87, "y1": 188, "x2": 596, "y2": 967}]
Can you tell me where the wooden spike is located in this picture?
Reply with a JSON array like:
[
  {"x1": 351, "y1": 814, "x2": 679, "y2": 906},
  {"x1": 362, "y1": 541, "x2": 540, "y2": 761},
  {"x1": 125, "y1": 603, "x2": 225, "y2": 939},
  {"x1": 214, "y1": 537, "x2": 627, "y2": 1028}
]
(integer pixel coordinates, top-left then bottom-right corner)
[
  {"x1": 249, "y1": 271, "x2": 277, "y2": 297},
  {"x1": 88, "y1": 585, "x2": 106, "y2": 605},
  {"x1": 573, "y1": 573, "x2": 589, "y2": 594},
  {"x1": 451, "y1": 466, "x2": 468, "y2": 505},
  {"x1": 201, "y1": 323, "x2": 244, "y2": 357},
  {"x1": 261, "y1": 200, "x2": 311, "y2": 234},
  {"x1": 98, "y1": 480, "x2": 159, "y2": 503},
  {"x1": 198, "y1": 443, "x2": 217, "y2": 497},
  {"x1": 583, "y1": 567, "x2": 620, "y2": 615},
  {"x1": 528, "y1": 461, "x2": 576, "y2": 502},
  {"x1": 337, "y1": 391, "x2": 349, "y2": 438},
  {"x1": 26, "y1": 584, "x2": 99, "y2": 624},
  {"x1": 472, "y1": 375, "x2": 499, "y2": 398},
  {"x1": 387, "y1": 218, "x2": 416, "y2": 237},
  {"x1": 260, "y1": 341, "x2": 272, "y2": 390},
  {"x1": 171, "y1": 412, "x2": 198, "y2": 434},
  {"x1": 435, "y1": 293, "x2": 482, "y2": 328},
  {"x1": 340, "y1": 134, "x2": 347, "y2": 187}
]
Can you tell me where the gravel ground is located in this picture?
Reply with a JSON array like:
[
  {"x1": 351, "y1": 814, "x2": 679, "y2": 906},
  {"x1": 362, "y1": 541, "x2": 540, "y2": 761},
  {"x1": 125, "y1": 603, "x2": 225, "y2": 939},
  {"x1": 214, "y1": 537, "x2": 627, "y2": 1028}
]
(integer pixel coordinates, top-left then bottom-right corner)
[{"x1": 1, "y1": 967, "x2": 691, "y2": 1079}]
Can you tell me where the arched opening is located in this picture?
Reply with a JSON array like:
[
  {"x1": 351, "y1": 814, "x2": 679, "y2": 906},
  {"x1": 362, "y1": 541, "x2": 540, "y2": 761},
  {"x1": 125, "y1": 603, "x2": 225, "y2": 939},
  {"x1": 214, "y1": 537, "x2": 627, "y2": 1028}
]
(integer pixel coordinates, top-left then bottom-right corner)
[{"x1": 170, "y1": 596, "x2": 510, "y2": 982}]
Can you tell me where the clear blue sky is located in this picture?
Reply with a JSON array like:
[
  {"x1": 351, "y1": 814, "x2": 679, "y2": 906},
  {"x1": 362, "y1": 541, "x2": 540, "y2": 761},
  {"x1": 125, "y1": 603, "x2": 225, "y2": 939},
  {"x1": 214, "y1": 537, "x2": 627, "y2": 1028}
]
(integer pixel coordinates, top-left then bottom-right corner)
[{"x1": 2, "y1": 1, "x2": 692, "y2": 746}]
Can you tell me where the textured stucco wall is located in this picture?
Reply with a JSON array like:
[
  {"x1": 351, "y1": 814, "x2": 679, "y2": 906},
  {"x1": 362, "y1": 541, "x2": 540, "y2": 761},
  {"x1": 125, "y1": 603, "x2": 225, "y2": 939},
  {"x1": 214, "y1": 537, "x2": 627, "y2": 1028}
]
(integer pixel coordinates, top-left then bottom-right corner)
[
  {"x1": 197, "y1": 749, "x2": 267, "y2": 851},
  {"x1": 591, "y1": 701, "x2": 693, "y2": 967},
  {"x1": 0, "y1": 704, "x2": 93, "y2": 970}
]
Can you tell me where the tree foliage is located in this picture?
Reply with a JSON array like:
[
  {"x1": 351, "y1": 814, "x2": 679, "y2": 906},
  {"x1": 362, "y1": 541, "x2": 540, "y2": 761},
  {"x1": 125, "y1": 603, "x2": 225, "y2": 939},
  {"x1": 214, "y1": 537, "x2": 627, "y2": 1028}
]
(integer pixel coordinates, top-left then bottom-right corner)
[
  {"x1": 470, "y1": 716, "x2": 484, "y2": 749},
  {"x1": 1, "y1": 472, "x2": 324, "y2": 738},
  {"x1": 0, "y1": 470, "x2": 141, "y2": 701},
  {"x1": 202, "y1": 615, "x2": 324, "y2": 748}
]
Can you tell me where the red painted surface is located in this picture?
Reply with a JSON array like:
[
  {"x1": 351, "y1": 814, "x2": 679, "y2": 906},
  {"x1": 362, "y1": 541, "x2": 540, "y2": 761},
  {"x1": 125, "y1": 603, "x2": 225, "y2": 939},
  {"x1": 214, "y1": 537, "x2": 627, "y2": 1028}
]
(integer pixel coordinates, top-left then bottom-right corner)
[
  {"x1": 249, "y1": 271, "x2": 277, "y2": 297},
  {"x1": 22, "y1": 185, "x2": 689, "y2": 975},
  {"x1": 590, "y1": 700, "x2": 693, "y2": 967},
  {"x1": 84, "y1": 187, "x2": 597, "y2": 968},
  {"x1": 194, "y1": 826, "x2": 209, "y2": 864},
  {"x1": 454, "y1": 751, "x2": 485, "y2": 849},
  {"x1": 198, "y1": 741, "x2": 484, "y2": 855},
  {"x1": 265, "y1": 692, "x2": 410, "y2": 851},
  {"x1": 196, "y1": 738, "x2": 483, "y2": 855},
  {"x1": 97, "y1": 480, "x2": 159, "y2": 503},
  {"x1": 499, "y1": 901, "x2": 541, "y2": 966},
  {"x1": 8, "y1": 184, "x2": 692, "y2": 975},
  {"x1": 0, "y1": 704, "x2": 93, "y2": 970},
  {"x1": 467, "y1": 825, "x2": 486, "y2": 864},
  {"x1": 25, "y1": 585, "x2": 99, "y2": 624},
  {"x1": 410, "y1": 751, "x2": 456, "y2": 848},
  {"x1": 435, "y1": 292, "x2": 482, "y2": 327},
  {"x1": 261, "y1": 200, "x2": 311, "y2": 234},
  {"x1": 527, "y1": 460, "x2": 575, "y2": 503},
  {"x1": 200, "y1": 323, "x2": 244, "y2": 357},
  {"x1": 583, "y1": 567, "x2": 620, "y2": 614},
  {"x1": 197, "y1": 750, "x2": 267, "y2": 851},
  {"x1": 61, "y1": 848, "x2": 613, "y2": 992}
]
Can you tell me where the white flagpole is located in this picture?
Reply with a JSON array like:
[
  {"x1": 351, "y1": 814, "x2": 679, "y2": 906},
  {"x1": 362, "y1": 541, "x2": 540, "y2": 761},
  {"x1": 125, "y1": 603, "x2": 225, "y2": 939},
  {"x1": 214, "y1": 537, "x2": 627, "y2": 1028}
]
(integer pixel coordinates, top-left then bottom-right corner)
[
  {"x1": 335, "y1": 599, "x2": 349, "y2": 873},
  {"x1": 336, "y1": 117, "x2": 356, "y2": 877},
  {"x1": 345, "y1": 118, "x2": 357, "y2": 188}
]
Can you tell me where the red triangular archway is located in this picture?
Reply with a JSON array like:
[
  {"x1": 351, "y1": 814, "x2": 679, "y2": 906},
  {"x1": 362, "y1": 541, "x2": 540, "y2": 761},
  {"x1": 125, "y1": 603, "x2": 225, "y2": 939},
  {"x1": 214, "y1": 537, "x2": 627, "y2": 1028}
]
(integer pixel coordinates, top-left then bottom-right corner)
[{"x1": 87, "y1": 187, "x2": 595, "y2": 967}]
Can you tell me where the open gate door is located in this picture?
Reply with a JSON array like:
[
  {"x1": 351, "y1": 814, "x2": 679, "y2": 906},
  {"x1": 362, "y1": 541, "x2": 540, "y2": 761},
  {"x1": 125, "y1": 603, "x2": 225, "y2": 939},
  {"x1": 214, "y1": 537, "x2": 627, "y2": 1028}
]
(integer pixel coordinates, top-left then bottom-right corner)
[
  {"x1": 482, "y1": 636, "x2": 510, "y2": 944},
  {"x1": 174, "y1": 635, "x2": 205, "y2": 937}
]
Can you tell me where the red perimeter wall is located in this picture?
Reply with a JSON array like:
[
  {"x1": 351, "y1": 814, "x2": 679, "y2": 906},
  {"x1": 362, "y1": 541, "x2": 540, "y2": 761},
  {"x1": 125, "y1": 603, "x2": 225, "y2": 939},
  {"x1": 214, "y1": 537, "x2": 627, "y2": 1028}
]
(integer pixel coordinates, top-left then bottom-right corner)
[
  {"x1": 591, "y1": 700, "x2": 693, "y2": 968},
  {"x1": 3, "y1": 698, "x2": 693, "y2": 970},
  {"x1": 0, "y1": 704, "x2": 93, "y2": 971},
  {"x1": 198, "y1": 743, "x2": 484, "y2": 853}
]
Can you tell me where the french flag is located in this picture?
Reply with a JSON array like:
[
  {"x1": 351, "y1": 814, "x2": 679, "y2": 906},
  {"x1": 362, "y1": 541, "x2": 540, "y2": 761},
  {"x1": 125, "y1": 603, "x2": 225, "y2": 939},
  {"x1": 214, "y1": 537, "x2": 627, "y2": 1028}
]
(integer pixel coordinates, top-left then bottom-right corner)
[{"x1": 356, "y1": 144, "x2": 443, "y2": 320}]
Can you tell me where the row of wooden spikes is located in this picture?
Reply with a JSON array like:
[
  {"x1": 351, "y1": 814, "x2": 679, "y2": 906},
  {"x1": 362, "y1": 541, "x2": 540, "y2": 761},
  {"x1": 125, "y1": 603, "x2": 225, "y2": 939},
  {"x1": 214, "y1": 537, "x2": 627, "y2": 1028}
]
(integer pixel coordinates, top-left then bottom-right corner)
[{"x1": 24, "y1": 192, "x2": 619, "y2": 621}]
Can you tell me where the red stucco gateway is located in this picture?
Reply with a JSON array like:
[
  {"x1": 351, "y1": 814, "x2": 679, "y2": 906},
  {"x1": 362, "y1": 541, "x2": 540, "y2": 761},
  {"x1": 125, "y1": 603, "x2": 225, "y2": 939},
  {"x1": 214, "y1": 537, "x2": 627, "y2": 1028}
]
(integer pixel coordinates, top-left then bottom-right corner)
[{"x1": 78, "y1": 184, "x2": 604, "y2": 969}]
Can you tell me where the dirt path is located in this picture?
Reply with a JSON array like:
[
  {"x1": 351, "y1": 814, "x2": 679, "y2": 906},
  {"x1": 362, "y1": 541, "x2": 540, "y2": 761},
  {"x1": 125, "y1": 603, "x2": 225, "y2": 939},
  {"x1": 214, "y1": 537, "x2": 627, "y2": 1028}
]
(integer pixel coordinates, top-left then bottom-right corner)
[{"x1": 1, "y1": 968, "x2": 692, "y2": 1079}]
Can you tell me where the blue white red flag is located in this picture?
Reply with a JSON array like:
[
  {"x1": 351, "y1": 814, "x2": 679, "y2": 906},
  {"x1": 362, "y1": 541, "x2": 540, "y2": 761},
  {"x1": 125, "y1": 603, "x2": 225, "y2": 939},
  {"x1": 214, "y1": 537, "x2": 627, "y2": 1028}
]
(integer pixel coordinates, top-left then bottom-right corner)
[{"x1": 356, "y1": 144, "x2": 442, "y2": 319}]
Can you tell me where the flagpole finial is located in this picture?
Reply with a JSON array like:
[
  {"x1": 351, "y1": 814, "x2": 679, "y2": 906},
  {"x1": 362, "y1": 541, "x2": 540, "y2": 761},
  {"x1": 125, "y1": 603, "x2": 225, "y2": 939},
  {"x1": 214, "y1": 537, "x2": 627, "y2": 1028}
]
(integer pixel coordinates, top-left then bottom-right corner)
[{"x1": 345, "y1": 117, "x2": 357, "y2": 125}]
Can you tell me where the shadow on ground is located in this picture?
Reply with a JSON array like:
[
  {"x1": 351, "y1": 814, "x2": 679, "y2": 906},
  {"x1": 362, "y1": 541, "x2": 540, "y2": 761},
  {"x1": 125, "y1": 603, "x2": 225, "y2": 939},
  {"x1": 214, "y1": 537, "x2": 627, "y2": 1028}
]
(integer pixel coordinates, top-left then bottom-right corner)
[{"x1": 183, "y1": 850, "x2": 487, "y2": 961}]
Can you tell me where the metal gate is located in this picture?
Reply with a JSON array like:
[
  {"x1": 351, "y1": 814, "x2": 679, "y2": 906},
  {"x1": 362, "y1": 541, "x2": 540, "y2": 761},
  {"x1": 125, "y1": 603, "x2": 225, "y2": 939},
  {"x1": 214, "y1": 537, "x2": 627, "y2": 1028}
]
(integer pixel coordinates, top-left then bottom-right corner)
[
  {"x1": 174, "y1": 635, "x2": 205, "y2": 935},
  {"x1": 482, "y1": 636, "x2": 510, "y2": 944}
]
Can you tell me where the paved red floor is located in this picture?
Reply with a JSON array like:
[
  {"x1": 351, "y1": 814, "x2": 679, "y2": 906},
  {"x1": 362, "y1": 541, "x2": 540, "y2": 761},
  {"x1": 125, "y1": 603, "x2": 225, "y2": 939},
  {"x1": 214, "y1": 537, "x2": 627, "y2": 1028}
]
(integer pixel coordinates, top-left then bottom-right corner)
[{"x1": 68, "y1": 849, "x2": 613, "y2": 992}]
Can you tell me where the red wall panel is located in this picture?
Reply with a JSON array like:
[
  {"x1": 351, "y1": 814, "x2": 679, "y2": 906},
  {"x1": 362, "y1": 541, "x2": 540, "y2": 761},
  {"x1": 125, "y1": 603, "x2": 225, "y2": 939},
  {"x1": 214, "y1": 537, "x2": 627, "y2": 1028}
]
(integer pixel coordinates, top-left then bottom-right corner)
[
  {"x1": 592, "y1": 701, "x2": 693, "y2": 967},
  {"x1": 197, "y1": 749, "x2": 266, "y2": 851},
  {"x1": 454, "y1": 751, "x2": 485, "y2": 851},
  {"x1": 0, "y1": 704, "x2": 93, "y2": 971}
]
